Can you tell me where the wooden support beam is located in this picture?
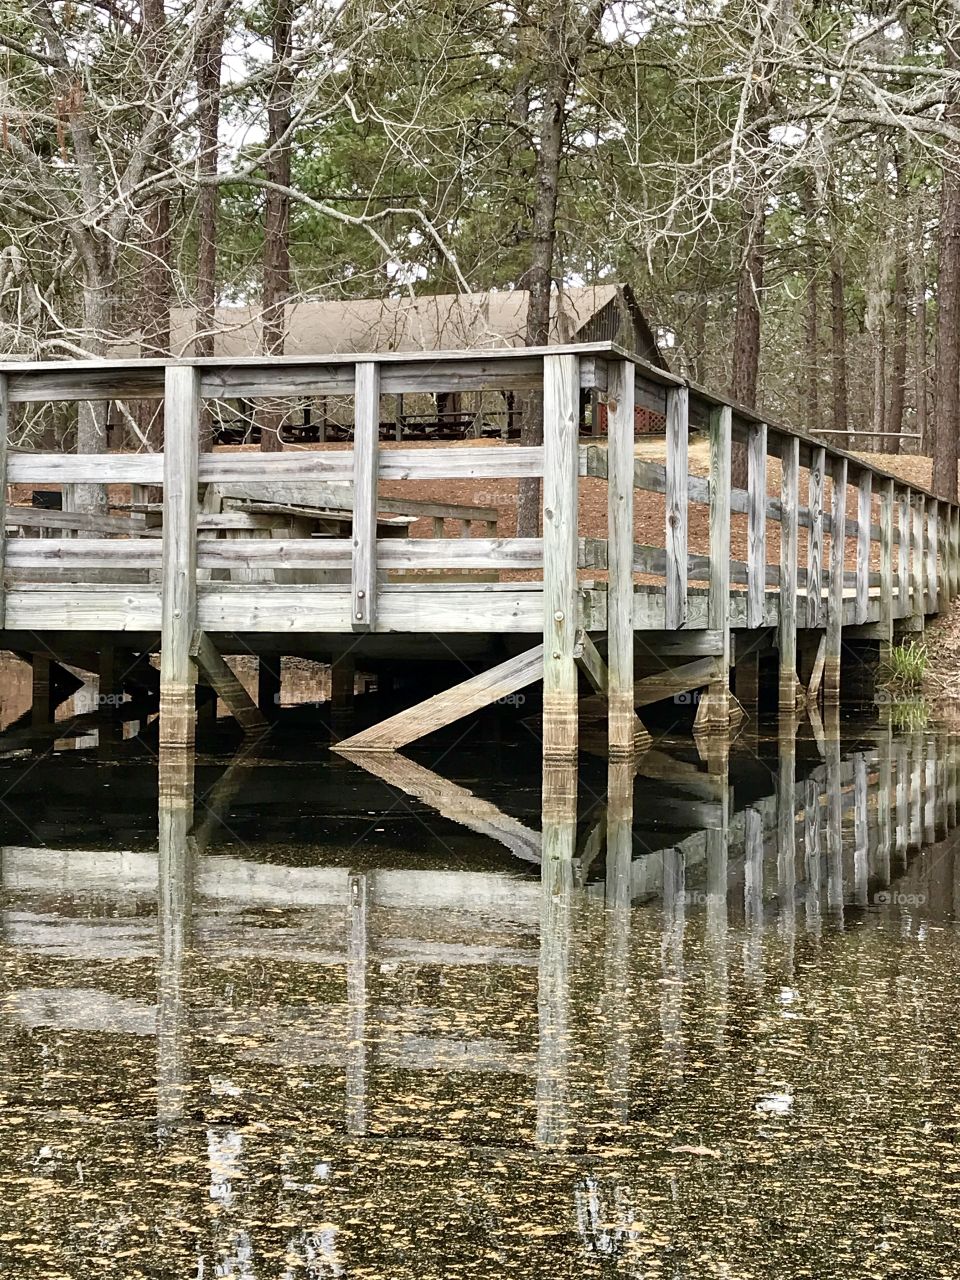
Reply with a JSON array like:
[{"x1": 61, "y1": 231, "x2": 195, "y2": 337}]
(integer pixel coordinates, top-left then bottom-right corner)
[
  {"x1": 824, "y1": 456, "x2": 847, "y2": 705},
  {"x1": 31, "y1": 653, "x2": 51, "y2": 725},
  {"x1": 351, "y1": 361, "x2": 380, "y2": 628},
  {"x1": 911, "y1": 489, "x2": 925, "y2": 628},
  {"x1": 856, "y1": 469, "x2": 872, "y2": 626},
  {"x1": 159, "y1": 366, "x2": 200, "y2": 749},
  {"x1": 807, "y1": 634, "x2": 827, "y2": 705},
  {"x1": 695, "y1": 405, "x2": 734, "y2": 730},
  {"x1": 746, "y1": 421, "x2": 767, "y2": 628},
  {"x1": 331, "y1": 653, "x2": 355, "y2": 722},
  {"x1": 191, "y1": 631, "x2": 268, "y2": 733},
  {"x1": 896, "y1": 489, "x2": 910, "y2": 619},
  {"x1": 573, "y1": 629, "x2": 607, "y2": 695},
  {"x1": 926, "y1": 497, "x2": 938, "y2": 614},
  {"x1": 332, "y1": 644, "x2": 544, "y2": 752},
  {"x1": 950, "y1": 505, "x2": 960, "y2": 599},
  {"x1": 807, "y1": 445, "x2": 825, "y2": 628},
  {"x1": 665, "y1": 385, "x2": 689, "y2": 629},
  {"x1": 779, "y1": 436, "x2": 800, "y2": 712},
  {"x1": 542, "y1": 352, "x2": 581, "y2": 763},
  {"x1": 634, "y1": 656, "x2": 722, "y2": 709},
  {"x1": 606, "y1": 359, "x2": 638, "y2": 755},
  {"x1": 879, "y1": 478, "x2": 894, "y2": 657},
  {"x1": 257, "y1": 656, "x2": 281, "y2": 715}
]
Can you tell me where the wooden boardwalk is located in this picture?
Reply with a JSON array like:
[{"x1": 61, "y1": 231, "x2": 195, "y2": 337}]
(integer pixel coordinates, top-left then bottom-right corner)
[{"x1": 1, "y1": 342, "x2": 957, "y2": 759}]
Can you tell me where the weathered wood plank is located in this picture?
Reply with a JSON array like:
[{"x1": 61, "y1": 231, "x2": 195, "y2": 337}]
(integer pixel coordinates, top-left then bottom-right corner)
[
  {"x1": 351, "y1": 362, "x2": 380, "y2": 628},
  {"x1": 926, "y1": 497, "x2": 938, "y2": 614},
  {"x1": 855, "y1": 470, "x2": 872, "y2": 626},
  {"x1": 807, "y1": 445, "x2": 825, "y2": 628},
  {"x1": 807, "y1": 634, "x2": 827, "y2": 704},
  {"x1": 695, "y1": 405, "x2": 733, "y2": 729},
  {"x1": 606, "y1": 360, "x2": 645, "y2": 754},
  {"x1": 332, "y1": 644, "x2": 544, "y2": 751},
  {"x1": 665, "y1": 385, "x2": 689, "y2": 628},
  {"x1": 896, "y1": 489, "x2": 910, "y2": 619},
  {"x1": 911, "y1": 489, "x2": 925, "y2": 626},
  {"x1": 779, "y1": 436, "x2": 800, "y2": 712},
  {"x1": 159, "y1": 367, "x2": 200, "y2": 747},
  {"x1": 7, "y1": 453, "x2": 164, "y2": 484},
  {"x1": 190, "y1": 630, "x2": 268, "y2": 733},
  {"x1": 542, "y1": 352, "x2": 581, "y2": 762},
  {"x1": 573, "y1": 629, "x2": 608, "y2": 695},
  {"x1": 633, "y1": 656, "x2": 723, "y2": 709},
  {"x1": 824, "y1": 457, "x2": 847, "y2": 704},
  {"x1": 879, "y1": 477, "x2": 894, "y2": 654},
  {"x1": 3, "y1": 507, "x2": 151, "y2": 536},
  {"x1": 746, "y1": 421, "x2": 767, "y2": 628}
]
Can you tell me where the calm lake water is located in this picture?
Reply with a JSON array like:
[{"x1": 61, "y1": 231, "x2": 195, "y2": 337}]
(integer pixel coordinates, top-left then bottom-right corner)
[{"x1": 2, "y1": 709, "x2": 960, "y2": 1278}]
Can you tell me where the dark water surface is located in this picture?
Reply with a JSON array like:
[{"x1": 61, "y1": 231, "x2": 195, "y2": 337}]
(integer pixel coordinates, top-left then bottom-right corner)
[{"x1": 2, "y1": 717, "x2": 960, "y2": 1278}]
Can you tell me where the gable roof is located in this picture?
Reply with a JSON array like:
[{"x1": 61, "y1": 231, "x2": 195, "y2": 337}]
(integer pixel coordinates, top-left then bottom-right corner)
[{"x1": 164, "y1": 284, "x2": 667, "y2": 368}]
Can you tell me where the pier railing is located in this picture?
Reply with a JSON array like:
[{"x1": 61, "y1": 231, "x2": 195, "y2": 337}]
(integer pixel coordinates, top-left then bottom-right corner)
[{"x1": 1, "y1": 342, "x2": 959, "y2": 757}]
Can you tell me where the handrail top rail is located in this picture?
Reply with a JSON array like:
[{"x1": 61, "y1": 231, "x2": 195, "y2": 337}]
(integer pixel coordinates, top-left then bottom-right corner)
[
  {"x1": 0, "y1": 341, "x2": 620, "y2": 377},
  {"x1": 1, "y1": 339, "x2": 953, "y2": 508}
]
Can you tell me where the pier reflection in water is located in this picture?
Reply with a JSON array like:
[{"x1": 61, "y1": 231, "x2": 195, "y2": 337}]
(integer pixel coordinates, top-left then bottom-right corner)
[{"x1": 2, "y1": 720, "x2": 960, "y2": 1276}]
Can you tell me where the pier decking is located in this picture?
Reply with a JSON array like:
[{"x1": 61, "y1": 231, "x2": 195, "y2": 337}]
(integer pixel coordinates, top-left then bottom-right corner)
[{"x1": 1, "y1": 342, "x2": 956, "y2": 758}]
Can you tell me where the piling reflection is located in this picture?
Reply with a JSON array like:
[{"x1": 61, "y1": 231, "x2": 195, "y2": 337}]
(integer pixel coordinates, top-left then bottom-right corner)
[{"x1": 2, "y1": 724, "x2": 960, "y2": 1274}]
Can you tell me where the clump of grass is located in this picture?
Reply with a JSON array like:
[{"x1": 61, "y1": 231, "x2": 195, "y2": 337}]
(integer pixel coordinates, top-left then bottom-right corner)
[
  {"x1": 885, "y1": 640, "x2": 929, "y2": 690},
  {"x1": 889, "y1": 698, "x2": 931, "y2": 733}
]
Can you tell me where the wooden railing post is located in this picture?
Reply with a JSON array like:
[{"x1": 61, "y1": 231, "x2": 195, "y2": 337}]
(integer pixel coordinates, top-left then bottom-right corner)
[
  {"x1": 879, "y1": 477, "x2": 894, "y2": 658},
  {"x1": 606, "y1": 359, "x2": 637, "y2": 755},
  {"x1": 855, "y1": 469, "x2": 871, "y2": 626},
  {"x1": 696, "y1": 404, "x2": 732, "y2": 729},
  {"x1": 824, "y1": 456, "x2": 847, "y2": 704},
  {"x1": 159, "y1": 365, "x2": 200, "y2": 749},
  {"x1": 352, "y1": 361, "x2": 380, "y2": 629},
  {"x1": 664, "y1": 386, "x2": 688, "y2": 629},
  {"x1": 807, "y1": 445, "x2": 825, "y2": 628},
  {"x1": 542, "y1": 352, "x2": 580, "y2": 763},
  {"x1": 926, "y1": 497, "x2": 938, "y2": 614},
  {"x1": 0, "y1": 373, "x2": 8, "y2": 632},
  {"x1": 778, "y1": 436, "x2": 799, "y2": 711},
  {"x1": 911, "y1": 490, "x2": 925, "y2": 629},
  {"x1": 950, "y1": 505, "x2": 960, "y2": 599},
  {"x1": 896, "y1": 489, "x2": 910, "y2": 619},
  {"x1": 746, "y1": 421, "x2": 767, "y2": 628}
]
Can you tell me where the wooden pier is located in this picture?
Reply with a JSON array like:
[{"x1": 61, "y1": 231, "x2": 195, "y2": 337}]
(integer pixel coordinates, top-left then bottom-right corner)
[{"x1": 1, "y1": 342, "x2": 957, "y2": 760}]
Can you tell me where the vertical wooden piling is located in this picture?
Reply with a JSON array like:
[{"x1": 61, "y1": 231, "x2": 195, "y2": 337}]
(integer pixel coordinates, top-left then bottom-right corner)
[
  {"x1": 778, "y1": 436, "x2": 799, "y2": 712},
  {"x1": 911, "y1": 490, "x2": 925, "y2": 628},
  {"x1": 896, "y1": 488, "x2": 910, "y2": 619},
  {"x1": 257, "y1": 657, "x2": 281, "y2": 714},
  {"x1": 606, "y1": 359, "x2": 638, "y2": 755},
  {"x1": 824, "y1": 456, "x2": 847, "y2": 705},
  {"x1": 855, "y1": 469, "x2": 871, "y2": 626},
  {"x1": 665, "y1": 385, "x2": 688, "y2": 629},
  {"x1": 159, "y1": 366, "x2": 200, "y2": 750},
  {"x1": 542, "y1": 353, "x2": 580, "y2": 763},
  {"x1": 351, "y1": 361, "x2": 380, "y2": 629},
  {"x1": 807, "y1": 445, "x2": 825, "y2": 628},
  {"x1": 697, "y1": 404, "x2": 732, "y2": 729},
  {"x1": 926, "y1": 497, "x2": 938, "y2": 615},
  {"x1": 879, "y1": 477, "x2": 894, "y2": 660},
  {"x1": 331, "y1": 653, "x2": 356, "y2": 723},
  {"x1": 746, "y1": 421, "x2": 767, "y2": 629}
]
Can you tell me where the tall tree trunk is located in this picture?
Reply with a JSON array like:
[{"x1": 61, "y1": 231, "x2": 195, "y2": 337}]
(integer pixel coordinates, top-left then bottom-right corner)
[
  {"x1": 830, "y1": 255, "x2": 848, "y2": 442},
  {"x1": 914, "y1": 216, "x2": 929, "y2": 452},
  {"x1": 871, "y1": 312, "x2": 886, "y2": 452},
  {"x1": 729, "y1": 195, "x2": 765, "y2": 487},
  {"x1": 138, "y1": 0, "x2": 170, "y2": 452},
  {"x1": 260, "y1": 0, "x2": 293, "y2": 454},
  {"x1": 934, "y1": 31, "x2": 960, "y2": 500},
  {"x1": 196, "y1": 3, "x2": 224, "y2": 452},
  {"x1": 805, "y1": 273, "x2": 819, "y2": 435},
  {"x1": 516, "y1": 0, "x2": 603, "y2": 539},
  {"x1": 888, "y1": 248, "x2": 908, "y2": 453}
]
